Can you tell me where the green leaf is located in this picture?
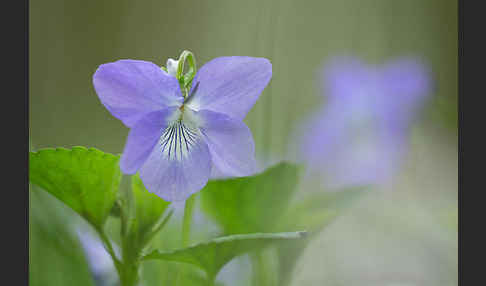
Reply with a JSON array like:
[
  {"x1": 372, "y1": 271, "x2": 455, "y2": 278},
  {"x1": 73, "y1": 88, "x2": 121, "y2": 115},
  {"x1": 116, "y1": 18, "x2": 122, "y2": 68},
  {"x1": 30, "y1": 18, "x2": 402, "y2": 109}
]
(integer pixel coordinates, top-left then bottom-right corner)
[
  {"x1": 276, "y1": 186, "x2": 370, "y2": 286},
  {"x1": 143, "y1": 232, "x2": 307, "y2": 280},
  {"x1": 142, "y1": 261, "x2": 226, "y2": 286},
  {"x1": 123, "y1": 174, "x2": 172, "y2": 257},
  {"x1": 200, "y1": 162, "x2": 367, "y2": 285},
  {"x1": 200, "y1": 162, "x2": 300, "y2": 234},
  {"x1": 280, "y1": 186, "x2": 370, "y2": 232},
  {"x1": 182, "y1": 267, "x2": 226, "y2": 286},
  {"x1": 29, "y1": 147, "x2": 122, "y2": 230},
  {"x1": 29, "y1": 186, "x2": 95, "y2": 286}
]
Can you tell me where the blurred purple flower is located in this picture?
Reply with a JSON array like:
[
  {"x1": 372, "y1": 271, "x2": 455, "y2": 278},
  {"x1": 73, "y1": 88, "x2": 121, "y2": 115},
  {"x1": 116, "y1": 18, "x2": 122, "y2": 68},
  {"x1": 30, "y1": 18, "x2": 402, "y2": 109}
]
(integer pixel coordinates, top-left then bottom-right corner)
[
  {"x1": 76, "y1": 229, "x2": 118, "y2": 286},
  {"x1": 93, "y1": 57, "x2": 271, "y2": 201},
  {"x1": 296, "y1": 56, "x2": 431, "y2": 189}
]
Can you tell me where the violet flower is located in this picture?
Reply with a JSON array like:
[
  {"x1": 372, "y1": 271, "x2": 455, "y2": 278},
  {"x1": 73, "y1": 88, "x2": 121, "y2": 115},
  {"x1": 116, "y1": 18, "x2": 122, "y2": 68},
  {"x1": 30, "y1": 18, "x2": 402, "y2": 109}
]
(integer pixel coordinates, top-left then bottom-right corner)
[
  {"x1": 295, "y1": 56, "x2": 431, "y2": 189},
  {"x1": 76, "y1": 229, "x2": 118, "y2": 286},
  {"x1": 93, "y1": 54, "x2": 272, "y2": 201}
]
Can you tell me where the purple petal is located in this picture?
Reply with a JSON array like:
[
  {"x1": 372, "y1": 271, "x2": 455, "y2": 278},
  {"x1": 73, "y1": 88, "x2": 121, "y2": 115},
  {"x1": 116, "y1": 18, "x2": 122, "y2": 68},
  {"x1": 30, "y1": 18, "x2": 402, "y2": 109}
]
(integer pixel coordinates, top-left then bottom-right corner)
[
  {"x1": 208, "y1": 163, "x2": 228, "y2": 179},
  {"x1": 297, "y1": 107, "x2": 406, "y2": 188},
  {"x1": 198, "y1": 110, "x2": 256, "y2": 177},
  {"x1": 321, "y1": 56, "x2": 376, "y2": 101},
  {"x1": 76, "y1": 228, "x2": 117, "y2": 276},
  {"x1": 382, "y1": 58, "x2": 431, "y2": 103},
  {"x1": 379, "y1": 58, "x2": 432, "y2": 127},
  {"x1": 93, "y1": 59, "x2": 183, "y2": 128},
  {"x1": 186, "y1": 57, "x2": 272, "y2": 120},
  {"x1": 139, "y1": 125, "x2": 212, "y2": 202},
  {"x1": 120, "y1": 108, "x2": 178, "y2": 174},
  {"x1": 295, "y1": 56, "x2": 432, "y2": 189}
]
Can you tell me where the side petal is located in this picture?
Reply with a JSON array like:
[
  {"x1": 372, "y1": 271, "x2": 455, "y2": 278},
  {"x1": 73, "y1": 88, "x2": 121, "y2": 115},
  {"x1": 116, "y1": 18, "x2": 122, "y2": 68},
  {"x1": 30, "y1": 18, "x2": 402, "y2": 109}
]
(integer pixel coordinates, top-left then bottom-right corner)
[
  {"x1": 381, "y1": 58, "x2": 432, "y2": 104},
  {"x1": 379, "y1": 58, "x2": 432, "y2": 127},
  {"x1": 198, "y1": 110, "x2": 256, "y2": 177},
  {"x1": 186, "y1": 57, "x2": 272, "y2": 120},
  {"x1": 120, "y1": 107, "x2": 179, "y2": 174},
  {"x1": 139, "y1": 123, "x2": 212, "y2": 202},
  {"x1": 293, "y1": 106, "x2": 341, "y2": 170},
  {"x1": 93, "y1": 59, "x2": 183, "y2": 128}
]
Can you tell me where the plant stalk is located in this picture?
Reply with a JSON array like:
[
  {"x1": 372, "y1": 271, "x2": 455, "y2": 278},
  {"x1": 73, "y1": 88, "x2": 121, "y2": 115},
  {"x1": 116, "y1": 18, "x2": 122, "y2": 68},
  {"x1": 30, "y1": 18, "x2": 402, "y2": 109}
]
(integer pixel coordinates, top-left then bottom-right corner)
[
  {"x1": 176, "y1": 194, "x2": 196, "y2": 285},
  {"x1": 182, "y1": 195, "x2": 196, "y2": 247}
]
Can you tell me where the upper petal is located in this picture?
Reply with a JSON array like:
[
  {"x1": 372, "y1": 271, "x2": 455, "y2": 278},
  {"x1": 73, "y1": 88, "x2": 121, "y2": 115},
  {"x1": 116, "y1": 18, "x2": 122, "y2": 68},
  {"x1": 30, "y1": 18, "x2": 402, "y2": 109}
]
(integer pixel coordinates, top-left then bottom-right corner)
[
  {"x1": 198, "y1": 110, "x2": 256, "y2": 177},
  {"x1": 119, "y1": 107, "x2": 179, "y2": 174},
  {"x1": 93, "y1": 59, "x2": 183, "y2": 128},
  {"x1": 321, "y1": 56, "x2": 376, "y2": 101},
  {"x1": 381, "y1": 58, "x2": 432, "y2": 104},
  {"x1": 139, "y1": 122, "x2": 212, "y2": 202},
  {"x1": 379, "y1": 58, "x2": 432, "y2": 127},
  {"x1": 186, "y1": 57, "x2": 272, "y2": 120}
]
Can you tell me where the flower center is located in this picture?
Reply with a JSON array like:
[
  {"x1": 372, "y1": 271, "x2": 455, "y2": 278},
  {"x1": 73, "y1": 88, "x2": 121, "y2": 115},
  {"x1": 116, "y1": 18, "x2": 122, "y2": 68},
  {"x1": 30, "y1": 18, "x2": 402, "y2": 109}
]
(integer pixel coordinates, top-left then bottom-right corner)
[
  {"x1": 159, "y1": 118, "x2": 199, "y2": 162},
  {"x1": 159, "y1": 106, "x2": 203, "y2": 162}
]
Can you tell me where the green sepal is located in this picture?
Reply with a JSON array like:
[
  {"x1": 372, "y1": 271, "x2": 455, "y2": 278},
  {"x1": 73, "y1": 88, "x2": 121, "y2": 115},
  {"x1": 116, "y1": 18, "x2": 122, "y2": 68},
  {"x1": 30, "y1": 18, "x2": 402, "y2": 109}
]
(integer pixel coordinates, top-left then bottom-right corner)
[{"x1": 176, "y1": 50, "x2": 197, "y2": 90}]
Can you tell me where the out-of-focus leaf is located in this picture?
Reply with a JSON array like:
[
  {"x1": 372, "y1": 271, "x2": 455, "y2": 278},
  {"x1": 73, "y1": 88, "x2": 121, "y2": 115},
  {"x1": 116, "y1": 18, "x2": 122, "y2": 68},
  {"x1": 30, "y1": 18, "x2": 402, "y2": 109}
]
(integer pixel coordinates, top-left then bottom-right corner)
[
  {"x1": 199, "y1": 163, "x2": 368, "y2": 285},
  {"x1": 184, "y1": 268, "x2": 226, "y2": 286},
  {"x1": 142, "y1": 260, "x2": 226, "y2": 286},
  {"x1": 276, "y1": 186, "x2": 370, "y2": 286},
  {"x1": 143, "y1": 232, "x2": 306, "y2": 280},
  {"x1": 279, "y1": 186, "x2": 370, "y2": 232},
  {"x1": 123, "y1": 174, "x2": 172, "y2": 257},
  {"x1": 29, "y1": 186, "x2": 95, "y2": 286},
  {"x1": 200, "y1": 163, "x2": 300, "y2": 234},
  {"x1": 29, "y1": 147, "x2": 121, "y2": 230},
  {"x1": 140, "y1": 223, "x2": 228, "y2": 286}
]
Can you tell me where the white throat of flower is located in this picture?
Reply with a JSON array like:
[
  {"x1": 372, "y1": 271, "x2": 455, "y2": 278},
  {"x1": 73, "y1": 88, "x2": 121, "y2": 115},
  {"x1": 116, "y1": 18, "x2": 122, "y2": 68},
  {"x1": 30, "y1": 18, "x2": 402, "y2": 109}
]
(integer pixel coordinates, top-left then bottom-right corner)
[{"x1": 159, "y1": 107, "x2": 203, "y2": 162}]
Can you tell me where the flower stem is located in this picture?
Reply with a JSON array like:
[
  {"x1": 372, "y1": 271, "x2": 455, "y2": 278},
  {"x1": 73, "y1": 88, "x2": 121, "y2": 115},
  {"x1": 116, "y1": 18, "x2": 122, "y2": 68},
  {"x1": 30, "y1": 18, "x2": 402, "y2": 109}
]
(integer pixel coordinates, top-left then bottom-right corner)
[
  {"x1": 182, "y1": 194, "x2": 196, "y2": 247},
  {"x1": 117, "y1": 181, "x2": 141, "y2": 286},
  {"x1": 176, "y1": 194, "x2": 196, "y2": 285},
  {"x1": 118, "y1": 261, "x2": 140, "y2": 286},
  {"x1": 206, "y1": 273, "x2": 216, "y2": 286},
  {"x1": 251, "y1": 250, "x2": 274, "y2": 286},
  {"x1": 98, "y1": 228, "x2": 139, "y2": 286}
]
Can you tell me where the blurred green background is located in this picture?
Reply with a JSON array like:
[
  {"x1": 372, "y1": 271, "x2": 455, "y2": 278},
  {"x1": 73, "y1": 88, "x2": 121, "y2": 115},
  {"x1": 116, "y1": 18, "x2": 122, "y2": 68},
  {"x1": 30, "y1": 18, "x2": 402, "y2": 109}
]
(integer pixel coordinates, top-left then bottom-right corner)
[{"x1": 30, "y1": 0, "x2": 457, "y2": 285}]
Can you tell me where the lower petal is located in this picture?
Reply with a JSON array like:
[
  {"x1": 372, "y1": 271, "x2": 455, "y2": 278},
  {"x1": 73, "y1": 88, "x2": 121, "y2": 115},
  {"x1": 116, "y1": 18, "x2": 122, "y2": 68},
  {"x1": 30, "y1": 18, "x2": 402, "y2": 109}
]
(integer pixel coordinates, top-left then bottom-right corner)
[
  {"x1": 139, "y1": 124, "x2": 212, "y2": 202},
  {"x1": 198, "y1": 110, "x2": 256, "y2": 177}
]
